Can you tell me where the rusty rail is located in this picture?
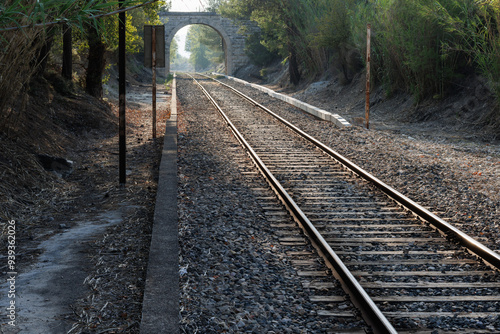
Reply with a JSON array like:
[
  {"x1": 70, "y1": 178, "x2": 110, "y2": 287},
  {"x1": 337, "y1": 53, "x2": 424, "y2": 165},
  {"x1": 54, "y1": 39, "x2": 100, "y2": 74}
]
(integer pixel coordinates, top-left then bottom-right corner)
[
  {"x1": 208, "y1": 73, "x2": 500, "y2": 269},
  {"x1": 203, "y1": 73, "x2": 500, "y2": 271},
  {"x1": 189, "y1": 73, "x2": 397, "y2": 334}
]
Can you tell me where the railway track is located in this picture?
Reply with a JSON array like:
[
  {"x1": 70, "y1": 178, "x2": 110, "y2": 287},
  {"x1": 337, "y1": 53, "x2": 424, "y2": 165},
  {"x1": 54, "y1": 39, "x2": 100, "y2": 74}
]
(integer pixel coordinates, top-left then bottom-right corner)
[{"x1": 181, "y1": 73, "x2": 500, "y2": 333}]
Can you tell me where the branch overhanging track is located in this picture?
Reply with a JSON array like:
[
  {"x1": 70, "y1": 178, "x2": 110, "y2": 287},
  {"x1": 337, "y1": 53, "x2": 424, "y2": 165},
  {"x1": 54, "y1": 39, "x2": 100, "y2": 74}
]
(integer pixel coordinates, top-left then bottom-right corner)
[{"x1": 185, "y1": 73, "x2": 500, "y2": 333}]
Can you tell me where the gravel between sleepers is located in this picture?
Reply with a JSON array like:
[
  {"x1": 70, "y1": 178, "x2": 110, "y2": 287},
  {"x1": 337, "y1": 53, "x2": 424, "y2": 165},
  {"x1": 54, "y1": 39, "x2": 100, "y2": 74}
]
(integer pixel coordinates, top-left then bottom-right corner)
[
  {"x1": 176, "y1": 77, "x2": 368, "y2": 333},
  {"x1": 175, "y1": 74, "x2": 499, "y2": 333},
  {"x1": 218, "y1": 77, "x2": 500, "y2": 253}
]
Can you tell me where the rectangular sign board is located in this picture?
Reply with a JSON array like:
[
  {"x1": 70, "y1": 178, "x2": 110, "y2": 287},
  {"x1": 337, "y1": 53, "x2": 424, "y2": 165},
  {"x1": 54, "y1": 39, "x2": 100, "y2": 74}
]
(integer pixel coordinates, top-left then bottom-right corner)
[{"x1": 144, "y1": 25, "x2": 165, "y2": 68}]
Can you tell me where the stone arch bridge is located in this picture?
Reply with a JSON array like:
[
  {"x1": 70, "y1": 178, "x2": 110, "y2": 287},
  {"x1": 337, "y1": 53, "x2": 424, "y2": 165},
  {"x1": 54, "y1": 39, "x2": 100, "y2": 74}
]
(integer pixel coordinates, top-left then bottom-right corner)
[{"x1": 160, "y1": 12, "x2": 252, "y2": 75}]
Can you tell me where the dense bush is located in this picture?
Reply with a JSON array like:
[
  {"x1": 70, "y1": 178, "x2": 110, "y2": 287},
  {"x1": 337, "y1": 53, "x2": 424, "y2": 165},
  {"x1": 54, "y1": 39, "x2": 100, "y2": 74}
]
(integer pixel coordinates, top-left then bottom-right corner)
[
  {"x1": 219, "y1": 0, "x2": 500, "y2": 103},
  {"x1": 0, "y1": 0, "x2": 167, "y2": 122},
  {"x1": 244, "y1": 31, "x2": 278, "y2": 67}
]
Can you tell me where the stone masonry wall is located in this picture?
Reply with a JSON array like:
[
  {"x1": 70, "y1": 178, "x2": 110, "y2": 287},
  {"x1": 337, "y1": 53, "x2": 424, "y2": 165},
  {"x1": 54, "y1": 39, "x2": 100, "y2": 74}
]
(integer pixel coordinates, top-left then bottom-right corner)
[{"x1": 161, "y1": 12, "x2": 254, "y2": 75}]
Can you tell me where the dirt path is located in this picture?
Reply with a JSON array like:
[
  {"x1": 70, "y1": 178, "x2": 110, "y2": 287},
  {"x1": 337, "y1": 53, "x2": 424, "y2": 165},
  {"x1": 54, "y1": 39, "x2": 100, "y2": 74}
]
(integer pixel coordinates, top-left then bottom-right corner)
[{"x1": 1, "y1": 82, "x2": 169, "y2": 334}]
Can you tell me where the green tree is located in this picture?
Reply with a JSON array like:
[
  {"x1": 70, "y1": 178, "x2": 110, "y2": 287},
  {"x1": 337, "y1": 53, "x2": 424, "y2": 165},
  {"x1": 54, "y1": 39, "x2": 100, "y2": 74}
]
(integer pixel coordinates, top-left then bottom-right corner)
[
  {"x1": 85, "y1": 1, "x2": 168, "y2": 97},
  {"x1": 219, "y1": 0, "x2": 317, "y2": 84},
  {"x1": 190, "y1": 42, "x2": 211, "y2": 71},
  {"x1": 206, "y1": 0, "x2": 223, "y2": 12},
  {"x1": 0, "y1": 0, "x2": 169, "y2": 111},
  {"x1": 170, "y1": 36, "x2": 179, "y2": 63},
  {"x1": 186, "y1": 24, "x2": 224, "y2": 71}
]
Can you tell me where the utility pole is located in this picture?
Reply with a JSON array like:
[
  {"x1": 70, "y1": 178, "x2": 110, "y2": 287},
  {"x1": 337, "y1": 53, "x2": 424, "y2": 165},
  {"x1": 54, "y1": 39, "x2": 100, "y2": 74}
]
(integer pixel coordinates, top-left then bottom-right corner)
[
  {"x1": 144, "y1": 25, "x2": 165, "y2": 139},
  {"x1": 119, "y1": 0, "x2": 126, "y2": 184},
  {"x1": 152, "y1": 26, "x2": 157, "y2": 139}
]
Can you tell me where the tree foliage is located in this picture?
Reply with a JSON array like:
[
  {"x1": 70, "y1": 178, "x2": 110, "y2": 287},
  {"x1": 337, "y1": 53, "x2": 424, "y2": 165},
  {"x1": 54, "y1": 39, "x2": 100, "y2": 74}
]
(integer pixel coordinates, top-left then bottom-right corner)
[
  {"x1": 0, "y1": 0, "x2": 168, "y2": 121},
  {"x1": 218, "y1": 0, "x2": 500, "y2": 102},
  {"x1": 186, "y1": 24, "x2": 224, "y2": 71},
  {"x1": 219, "y1": 0, "x2": 321, "y2": 84},
  {"x1": 346, "y1": 0, "x2": 500, "y2": 100}
]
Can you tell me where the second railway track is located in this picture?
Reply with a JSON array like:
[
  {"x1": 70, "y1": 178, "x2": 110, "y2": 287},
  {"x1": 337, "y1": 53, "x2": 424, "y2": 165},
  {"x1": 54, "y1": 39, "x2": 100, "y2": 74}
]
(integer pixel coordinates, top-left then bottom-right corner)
[{"x1": 179, "y1": 73, "x2": 500, "y2": 333}]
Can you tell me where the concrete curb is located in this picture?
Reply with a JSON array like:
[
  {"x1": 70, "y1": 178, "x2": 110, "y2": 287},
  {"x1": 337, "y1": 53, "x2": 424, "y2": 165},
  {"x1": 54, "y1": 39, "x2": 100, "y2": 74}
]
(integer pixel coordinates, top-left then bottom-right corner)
[
  {"x1": 140, "y1": 75, "x2": 179, "y2": 333},
  {"x1": 213, "y1": 73, "x2": 351, "y2": 128}
]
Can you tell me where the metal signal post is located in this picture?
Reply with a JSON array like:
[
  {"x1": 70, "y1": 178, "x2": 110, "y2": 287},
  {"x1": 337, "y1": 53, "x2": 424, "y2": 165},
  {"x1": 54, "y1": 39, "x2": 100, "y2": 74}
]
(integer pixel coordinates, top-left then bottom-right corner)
[
  {"x1": 119, "y1": 0, "x2": 126, "y2": 184},
  {"x1": 144, "y1": 25, "x2": 165, "y2": 140},
  {"x1": 152, "y1": 26, "x2": 157, "y2": 139}
]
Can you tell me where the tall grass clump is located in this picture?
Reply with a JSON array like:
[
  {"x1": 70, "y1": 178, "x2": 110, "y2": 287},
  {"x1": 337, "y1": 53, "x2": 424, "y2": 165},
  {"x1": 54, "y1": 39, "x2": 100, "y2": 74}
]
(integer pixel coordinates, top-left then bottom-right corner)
[
  {"x1": 286, "y1": 0, "x2": 333, "y2": 78},
  {"x1": 350, "y1": 0, "x2": 468, "y2": 101},
  {"x1": 473, "y1": 2, "x2": 500, "y2": 93},
  {"x1": 426, "y1": 0, "x2": 500, "y2": 97},
  {"x1": 0, "y1": 1, "x2": 48, "y2": 126}
]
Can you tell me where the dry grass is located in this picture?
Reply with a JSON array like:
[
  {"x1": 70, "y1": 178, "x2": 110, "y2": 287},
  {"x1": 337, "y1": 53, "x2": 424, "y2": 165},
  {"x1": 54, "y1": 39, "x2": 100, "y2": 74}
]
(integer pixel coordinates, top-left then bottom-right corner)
[
  {"x1": 66, "y1": 85, "x2": 169, "y2": 333},
  {"x1": 0, "y1": 72, "x2": 169, "y2": 331},
  {"x1": 0, "y1": 8, "x2": 47, "y2": 126},
  {"x1": 0, "y1": 7, "x2": 58, "y2": 233}
]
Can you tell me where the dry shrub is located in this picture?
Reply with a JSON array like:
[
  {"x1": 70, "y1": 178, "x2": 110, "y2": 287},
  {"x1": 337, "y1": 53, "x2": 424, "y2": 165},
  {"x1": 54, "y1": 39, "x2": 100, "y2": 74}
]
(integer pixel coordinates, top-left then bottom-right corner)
[
  {"x1": 0, "y1": 3, "x2": 52, "y2": 226},
  {"x1": 0, "y1": 26, "x2": 47, "y2": 133}
]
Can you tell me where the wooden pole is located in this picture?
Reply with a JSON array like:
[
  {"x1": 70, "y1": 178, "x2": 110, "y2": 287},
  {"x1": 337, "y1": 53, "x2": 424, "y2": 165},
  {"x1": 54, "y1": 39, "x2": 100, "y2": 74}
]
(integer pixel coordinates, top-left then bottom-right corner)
[
  {"x1": 119, "y1": 1, "x2": 126, "y2": 184},
  {"x1": 152, "y1": 26, "x2": 157, "y2": 139},
  {"x1": 365, "y1": 23, "x2": 371, "y2": 130}
]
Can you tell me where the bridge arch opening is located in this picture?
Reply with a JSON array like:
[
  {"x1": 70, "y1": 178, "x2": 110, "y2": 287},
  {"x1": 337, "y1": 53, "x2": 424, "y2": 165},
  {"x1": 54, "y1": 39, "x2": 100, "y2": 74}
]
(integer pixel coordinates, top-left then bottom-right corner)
[
  {"x1": 163, "y1": 13, "x2": 237, "y2": 75},
  {"x1": 170, "y1": 24, "x2": 227, "y2": 73},
  {"x1": 162, "y1": 12, "x2": 254, "y2": 75}
]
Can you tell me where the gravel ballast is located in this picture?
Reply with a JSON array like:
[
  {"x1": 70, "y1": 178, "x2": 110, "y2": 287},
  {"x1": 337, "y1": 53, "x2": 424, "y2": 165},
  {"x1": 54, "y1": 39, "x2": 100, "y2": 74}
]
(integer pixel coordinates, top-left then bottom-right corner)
[
  {"x1": 176, "y1": 77, "x2": 367, "y2": 333},
  {"x1": 218, "y1": 77, "x2": 500, "y2": 253},
  {"x1": 175, "y1": 74, "x2": 499, "y2": 333}
]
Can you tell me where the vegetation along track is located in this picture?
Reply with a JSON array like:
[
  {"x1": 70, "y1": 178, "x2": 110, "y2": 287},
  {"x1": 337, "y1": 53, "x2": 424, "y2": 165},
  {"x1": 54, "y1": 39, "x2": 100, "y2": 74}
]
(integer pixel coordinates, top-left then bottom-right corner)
[{"x1": 183, "y1": 73, "x2": 500, "y2": 333}]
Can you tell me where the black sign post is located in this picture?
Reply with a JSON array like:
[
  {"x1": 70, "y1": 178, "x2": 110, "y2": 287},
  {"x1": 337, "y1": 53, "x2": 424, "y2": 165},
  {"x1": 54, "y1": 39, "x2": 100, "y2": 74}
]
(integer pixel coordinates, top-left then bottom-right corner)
[
  {"x1": 144, "y1": 25, "x2": 165, "y2": 139},
  {"x1": 119, "y1": 1, "x2": 126, "y2": 184}
]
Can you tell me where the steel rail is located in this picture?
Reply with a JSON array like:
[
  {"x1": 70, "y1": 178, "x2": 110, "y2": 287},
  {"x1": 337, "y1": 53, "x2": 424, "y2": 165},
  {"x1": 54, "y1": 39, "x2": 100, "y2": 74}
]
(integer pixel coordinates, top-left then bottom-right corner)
[
  {"x1": 187, "y1": 74, "x2": 397, "y2": 334},
  {"x1": 202, "y1": 74, "x2": 500, "y2": 271}
]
